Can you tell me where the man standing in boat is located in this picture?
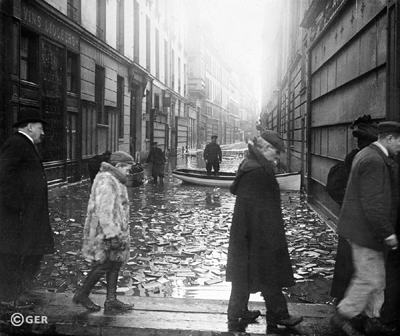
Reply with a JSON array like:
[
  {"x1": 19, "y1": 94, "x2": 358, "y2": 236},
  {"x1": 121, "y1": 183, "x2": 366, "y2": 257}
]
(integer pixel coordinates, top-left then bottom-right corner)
[{"x1": 204, "y1": 135, "x2": 222, "y2": 176}]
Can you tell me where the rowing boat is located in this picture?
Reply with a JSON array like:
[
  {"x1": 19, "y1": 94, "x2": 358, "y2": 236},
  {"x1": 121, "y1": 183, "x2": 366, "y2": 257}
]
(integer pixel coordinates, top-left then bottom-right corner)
[{"x1": 172, "y1": 169, "x2": 301, "y2": 191}]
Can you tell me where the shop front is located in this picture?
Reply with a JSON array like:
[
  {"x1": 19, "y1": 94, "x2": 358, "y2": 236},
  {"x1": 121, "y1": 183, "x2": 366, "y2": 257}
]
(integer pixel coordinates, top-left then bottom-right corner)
[{"x1": 3, "y1": 0, "x2": 81, "y2": 184}]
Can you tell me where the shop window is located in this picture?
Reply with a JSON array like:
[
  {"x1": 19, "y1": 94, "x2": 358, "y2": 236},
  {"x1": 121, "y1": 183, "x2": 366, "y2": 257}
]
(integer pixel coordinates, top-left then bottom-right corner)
[
  {"x1": 20, "y1": 29, "x2": 38, "y2": 83},
  {"x1": 117, "y1": 75, "x2": 124, "y2": 138},
  {"x1": 67, "y1": 52, "x2": 78, "y2": 93}
]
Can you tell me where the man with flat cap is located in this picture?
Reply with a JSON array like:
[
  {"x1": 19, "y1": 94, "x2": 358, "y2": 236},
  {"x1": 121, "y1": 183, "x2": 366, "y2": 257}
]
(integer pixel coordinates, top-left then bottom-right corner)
[
  {"x1": 226, "y1": 130, "x2": 303, "y2": 328},
  {"x1": 331, "y1": 121, "x2": 400, "y2": 335},
  {"x1": 203, "y1": 135, "x2": 222, "y2": 176},
  {"x1": 146, "y1": 142, "x2": 166, "y2": 183},
  {"x1": 0, "y1": 108, "x2": 54, "y2": 309}
]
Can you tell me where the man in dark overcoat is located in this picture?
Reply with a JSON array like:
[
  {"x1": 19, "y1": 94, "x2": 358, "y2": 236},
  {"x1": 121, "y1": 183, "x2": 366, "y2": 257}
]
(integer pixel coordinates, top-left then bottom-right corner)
[
  {"x1": 226, "y1": 130, "x2": 303, "y2": 328},
  {"x1": 146, "y1": 142, "x2": 166, "y2": 183},
  {"x1": 332, "y1": 121, "x2": 400, "y2": 336},
  {"x1": 203, "y1": 135, "x2": 222, "y2": 175},
  {"x1": 329, "y1": 116, "x2": 378, "y2": 302},
  {"x1": 0, "y1": 108, "x2": 54, "y2": 309}
]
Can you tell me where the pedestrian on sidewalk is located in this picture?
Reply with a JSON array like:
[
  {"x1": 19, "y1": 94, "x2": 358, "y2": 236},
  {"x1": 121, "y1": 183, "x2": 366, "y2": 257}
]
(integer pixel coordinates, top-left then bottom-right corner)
[
  {"x1": 328, "y1": 115, "x2": 378, "y2": 303},
  {"x1": 204, "y1": 135, "x2": 222, "y2": 176},
  {"x1": 73, "y1": 151, "x2": 135, "y2": 312},
  {"x1": 331, "y1": 121, "x2": 400, "y2": 336},
  {"x1": 0, "y1": 108, "x2": 54, "y2": 310},
  {"x1": 146, "y1": 142, "x2": 166, "y2": 183},
  {"x1": 226, "y1": 130, "x2": 303, "y2": 328}
]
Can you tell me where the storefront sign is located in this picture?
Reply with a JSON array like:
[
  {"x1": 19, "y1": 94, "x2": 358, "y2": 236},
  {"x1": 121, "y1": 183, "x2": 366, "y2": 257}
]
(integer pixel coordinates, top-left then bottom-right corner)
[{"x1": 21, "y1": 1, "x2": 79, "y2": 52}]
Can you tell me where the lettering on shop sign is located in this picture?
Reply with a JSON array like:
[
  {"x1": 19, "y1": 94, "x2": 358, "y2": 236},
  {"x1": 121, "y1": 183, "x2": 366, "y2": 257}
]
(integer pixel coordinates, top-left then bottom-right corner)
[{"x1": 21, "y1": 2, "x2": 79, "y2": 52}]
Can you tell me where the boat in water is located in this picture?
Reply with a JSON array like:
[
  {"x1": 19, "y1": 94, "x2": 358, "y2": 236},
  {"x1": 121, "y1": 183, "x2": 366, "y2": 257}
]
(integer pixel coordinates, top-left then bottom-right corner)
[{"x1": 172, "y1": 169, "x2": 301, "y2": 191}]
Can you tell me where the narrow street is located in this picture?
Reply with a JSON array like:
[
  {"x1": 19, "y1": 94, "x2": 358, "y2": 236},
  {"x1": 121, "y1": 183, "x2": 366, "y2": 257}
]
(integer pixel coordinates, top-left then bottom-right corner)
[{"x1": 34, "y1": 152, "x2": 338, "y2": 307}]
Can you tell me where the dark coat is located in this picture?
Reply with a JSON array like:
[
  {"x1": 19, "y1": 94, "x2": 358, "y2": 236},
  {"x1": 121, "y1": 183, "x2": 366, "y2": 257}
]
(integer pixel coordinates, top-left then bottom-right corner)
[
  {"x1": 203, "y1": 142, "x2": 222, "y2": 164},
  {"x1": 226, "y1": 145, "x2": 295, "y2": 293},
  {"x1": 0, "y1": 133, "x2": 54, "y2": 255},
  {"x1": 146, "y1": 147, "x2": 166, "y2": 177},
  {"x1": 338, "y1": 144, "x2": 398, "y2": 251}
]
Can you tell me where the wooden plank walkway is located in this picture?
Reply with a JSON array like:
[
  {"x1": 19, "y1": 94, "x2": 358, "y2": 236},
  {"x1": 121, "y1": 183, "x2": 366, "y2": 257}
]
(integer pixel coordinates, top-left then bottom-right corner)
[{"x1": 0, "y1": 291, "x2": 338, "y2": 335}]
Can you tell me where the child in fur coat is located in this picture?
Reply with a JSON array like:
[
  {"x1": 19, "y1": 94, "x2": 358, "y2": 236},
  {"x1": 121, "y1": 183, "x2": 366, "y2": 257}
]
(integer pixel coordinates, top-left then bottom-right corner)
[{"x1": 73, "y1": 151, "x2": 135, "y2": 312}]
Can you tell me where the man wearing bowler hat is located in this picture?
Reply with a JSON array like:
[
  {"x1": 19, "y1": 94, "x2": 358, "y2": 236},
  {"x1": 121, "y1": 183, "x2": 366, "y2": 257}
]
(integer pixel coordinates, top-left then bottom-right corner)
[
  {"x1": 204, "y1": 135, "x2": 222, "y2": 176},
  {"x1": 0, "y1": 108, "x2": 54, "y2": 310},
  {"x1": 331, "y1": 121, "x2": 400, "y2": 335}
]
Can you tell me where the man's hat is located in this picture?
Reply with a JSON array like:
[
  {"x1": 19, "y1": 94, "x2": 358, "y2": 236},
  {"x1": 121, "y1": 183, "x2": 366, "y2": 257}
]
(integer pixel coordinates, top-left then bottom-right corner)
[
  {"x1": 13, "y1": 108, "x2": 47, "y2": 128},
  {"x1": 110, "y1": 151, "x2": 135, "y2": 165},
  {"x1": 352, "y1": 123, "x2": 378, "y2": 140},
  {"x1": 350, "y1": 115, "x2": 378, "y2": 140},
  {"x1": 260, "y1": 130, "x2": 285, "y2": 152},
  {"x1": 211, "y1": 135, "x2": 218, "y2": 139},
  {"x1": 151, "y1": 142, "x2": 158, "y2": 145},
  {"x1": 378, "y1": 121, "x2": 400, "y2": 135}
]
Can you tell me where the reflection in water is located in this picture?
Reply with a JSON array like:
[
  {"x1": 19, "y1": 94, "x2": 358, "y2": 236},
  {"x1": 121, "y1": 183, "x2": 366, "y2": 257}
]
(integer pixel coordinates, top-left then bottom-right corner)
[{"x1": 205, "y1": 190, "x2": 222, "y2": 208}]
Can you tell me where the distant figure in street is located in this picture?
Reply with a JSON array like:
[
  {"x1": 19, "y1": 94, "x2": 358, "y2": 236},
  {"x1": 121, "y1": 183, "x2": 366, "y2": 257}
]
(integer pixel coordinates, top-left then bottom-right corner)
[
  {"x1": 73, "y1": 151, "x2": 135, "y2": 312},
  {"x1": 331, "y1": 121, "x2": 400, "y2": 336},
  {"x1": 146, "y1": 142, "x2": 166, "y2": 183},
  {"x1": 226, "y1": 130, "x2": 303, "y2": 328},
  {"x1": 328, "y1": 115, "x2": 378, "y2": 303},
  {"x1": 203, "y1": 135, "x2": 222, "y2": 175},
  {"x1": 0, "y1": 108, "x2": 54, "y2": 310}
]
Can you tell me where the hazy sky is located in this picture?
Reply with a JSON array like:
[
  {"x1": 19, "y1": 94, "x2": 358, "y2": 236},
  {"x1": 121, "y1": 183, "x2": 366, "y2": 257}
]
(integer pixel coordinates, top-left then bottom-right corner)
[{"x1": 199, "y1": 0, "x2": 282, "y2": 106}]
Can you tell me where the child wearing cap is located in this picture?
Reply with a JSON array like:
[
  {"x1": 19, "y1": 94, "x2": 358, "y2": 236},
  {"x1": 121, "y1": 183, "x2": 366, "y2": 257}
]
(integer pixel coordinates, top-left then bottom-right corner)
[{"x1": 73, "y1": 151, "x2": 135, "y2": 312}]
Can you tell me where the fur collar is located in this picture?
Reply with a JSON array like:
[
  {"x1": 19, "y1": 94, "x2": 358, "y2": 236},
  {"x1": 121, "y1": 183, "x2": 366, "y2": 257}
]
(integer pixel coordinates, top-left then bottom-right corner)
[{"x1": 99, "y1": 162, "x2": 127, "y2": 184}]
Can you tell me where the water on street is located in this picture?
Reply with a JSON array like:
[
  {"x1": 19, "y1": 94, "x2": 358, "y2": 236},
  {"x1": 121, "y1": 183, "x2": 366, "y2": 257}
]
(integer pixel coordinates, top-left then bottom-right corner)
[{"x1": 35, "y1": 147, "x2": 337, "y2": 306}]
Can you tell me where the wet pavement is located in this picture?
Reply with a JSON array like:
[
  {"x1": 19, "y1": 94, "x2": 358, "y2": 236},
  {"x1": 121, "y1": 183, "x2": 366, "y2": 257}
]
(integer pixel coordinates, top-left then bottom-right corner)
[
  {"x1": 31, "y1": 150, "x2": 337, "y2": 306},
  {"x1": 0, "y1": 145, "x2": 343, "y2": 335}
]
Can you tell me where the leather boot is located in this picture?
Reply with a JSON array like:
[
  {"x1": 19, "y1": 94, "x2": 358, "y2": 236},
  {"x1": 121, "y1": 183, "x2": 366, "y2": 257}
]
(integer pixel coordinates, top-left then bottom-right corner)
[
  {"x1": 73, "y1": 264, "x2": 105, "y2": 311},
  {"x1": 104, "y1": 265, "x2": 134, "y2": 311},
  {"x1": 227, "y1": 283, "x2": 260, "y2": 322},
  {"x1": 264, "y1": 292, "x2": 303, "y2": 328}
]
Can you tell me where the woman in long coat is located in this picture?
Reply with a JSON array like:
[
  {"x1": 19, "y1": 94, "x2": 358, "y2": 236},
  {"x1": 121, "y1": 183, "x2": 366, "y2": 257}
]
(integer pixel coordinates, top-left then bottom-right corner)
[
  {"x1": 226, "y1": 131, "x2": 302, "y2": 328},
  {"x1": 73, "y1": 151, "x2": 135, "y2": 312}
]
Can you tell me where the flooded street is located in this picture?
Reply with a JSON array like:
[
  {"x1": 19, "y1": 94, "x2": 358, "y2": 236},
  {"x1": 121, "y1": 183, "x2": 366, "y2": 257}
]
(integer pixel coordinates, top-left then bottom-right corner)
[{"x1": 36, "y1": 150, "x2": 337, "y2": 306}]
